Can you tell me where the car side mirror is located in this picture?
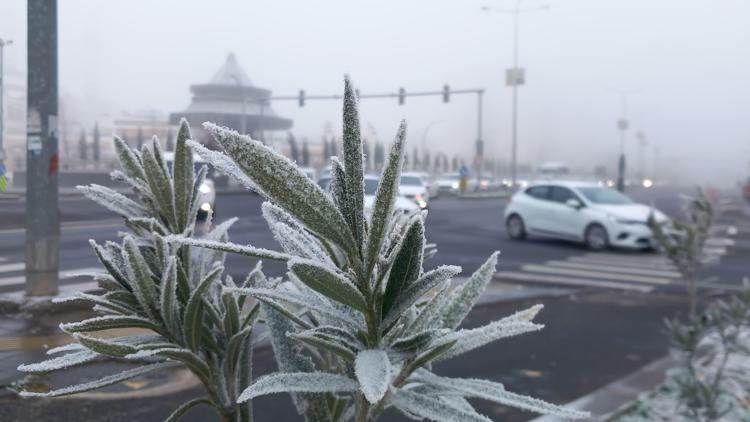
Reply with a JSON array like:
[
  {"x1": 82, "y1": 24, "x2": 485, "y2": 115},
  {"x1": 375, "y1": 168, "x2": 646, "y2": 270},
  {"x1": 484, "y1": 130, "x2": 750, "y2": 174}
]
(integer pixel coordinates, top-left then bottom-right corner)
[{"x1": 566, "y1": 198, "x2": 583, "y2": 209}]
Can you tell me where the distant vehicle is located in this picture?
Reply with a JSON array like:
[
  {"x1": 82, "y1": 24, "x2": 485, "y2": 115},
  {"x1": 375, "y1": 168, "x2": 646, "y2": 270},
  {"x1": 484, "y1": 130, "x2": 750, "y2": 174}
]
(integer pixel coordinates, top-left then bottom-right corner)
[
  {"x1": 504, "y1": 180, "x2": 669, "y2": 250},
  {"x1": 399, "y1": 172, "x2": 429, "y2": 209},
  {"x1": 317, "y1": 175, "x2": 419, "y2": 215},
  {"x1": 538, "y1": 162, "x2": 570, "y2": 179},
  {"x1": 436, "y1": 173, "x2": 461, "y2": 195},
  {"x1": 743, "y1": 178, "x2": 750, "y2": 201},
  {"x1": 163, "y1": 152, "x2": 216, "y2": 220}
]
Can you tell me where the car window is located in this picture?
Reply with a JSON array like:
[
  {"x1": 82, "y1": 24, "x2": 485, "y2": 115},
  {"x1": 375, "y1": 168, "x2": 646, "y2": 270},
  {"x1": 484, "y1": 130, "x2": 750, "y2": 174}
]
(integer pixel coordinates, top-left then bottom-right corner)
[
  {"x1": 525, "y1": 186, "x2": 550, "y2": 200},
  {"x1": 550, "y1": 186, "x2": 578, "y2": 203},
  {"x1": 576, "y1": 187, "x2": 633, "y2": 205},
  {"x1": 400, "y1": 176, "x2": 423, "y2": 186}
]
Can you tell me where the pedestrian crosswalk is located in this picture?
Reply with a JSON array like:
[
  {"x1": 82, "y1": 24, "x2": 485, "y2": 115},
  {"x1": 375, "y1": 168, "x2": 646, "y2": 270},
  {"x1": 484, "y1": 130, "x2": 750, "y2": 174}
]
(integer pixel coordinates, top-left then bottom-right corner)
[
  {"x1": 496, "y1": 235, "x2": 739, "y2": 294},
  {"x1": 0, "y1": 258, "x2": 101, "y2": 295}
]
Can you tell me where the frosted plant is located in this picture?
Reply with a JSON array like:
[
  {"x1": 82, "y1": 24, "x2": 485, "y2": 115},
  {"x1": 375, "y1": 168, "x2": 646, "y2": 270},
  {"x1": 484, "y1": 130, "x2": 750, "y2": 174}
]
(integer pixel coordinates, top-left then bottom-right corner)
[
  {"x1": 174, "y1": 78, "x2": 589, "y2": 421},
  {"x1": 649, "y1": 189, "x2": 715, "y2": 318},
  {"x1": 16, "y1": 122, "x2": 261, "y2": 422}
]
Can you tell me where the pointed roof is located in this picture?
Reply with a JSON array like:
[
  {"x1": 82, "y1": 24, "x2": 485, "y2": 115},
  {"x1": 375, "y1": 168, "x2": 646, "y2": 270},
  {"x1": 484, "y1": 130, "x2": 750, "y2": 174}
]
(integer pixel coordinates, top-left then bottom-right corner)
[{"x1": 210, "y1": 53, "x2": 254, "y2": 86}]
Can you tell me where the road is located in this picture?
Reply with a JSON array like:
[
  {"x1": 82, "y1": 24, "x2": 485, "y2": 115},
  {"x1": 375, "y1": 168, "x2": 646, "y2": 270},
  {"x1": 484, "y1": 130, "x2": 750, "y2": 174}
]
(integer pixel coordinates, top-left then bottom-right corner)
[{"x1": 0, "y1": 185, "x2": 748, "y2": 421}]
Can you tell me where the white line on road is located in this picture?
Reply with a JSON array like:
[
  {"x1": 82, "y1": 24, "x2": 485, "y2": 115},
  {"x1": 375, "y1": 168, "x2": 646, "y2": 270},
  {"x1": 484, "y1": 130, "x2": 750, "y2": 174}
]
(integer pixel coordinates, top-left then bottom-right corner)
[
  {"x1": 520, "y1": 264, "x2": 673, "y2": 285},
  {"x1": 568, "y1": 256, "x2": 677, "y2": 271},
  {"x1": 582, "y1": 252, "x2": 672, "y2": 264},
  {"x1": 0, "y1": 262, "x2": 25, "y2": 273},
  {"x1": 0, "y1": 267, "x2": 100, "y2": 288},
  {"x1": 0, "y1": 220, "x2": 123, "y2": 235},
  {"x1": 495, "y1": 271, "x2": 653, "y2": 293},
  {"x1": 543, "y1": 260, "x2": 681, "y2": 278}
]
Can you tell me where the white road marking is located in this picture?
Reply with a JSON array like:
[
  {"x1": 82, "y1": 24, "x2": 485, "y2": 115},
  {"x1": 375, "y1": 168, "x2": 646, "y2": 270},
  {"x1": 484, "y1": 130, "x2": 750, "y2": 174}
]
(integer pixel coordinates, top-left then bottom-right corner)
[
  {"x1": 0, "y1": 262, "x2": 25, "y2": 273},
  {"x1": 495, "y1": 271, "x2": 653, "y2": 293},
  {"x1": 582, "y1": 252, "x2": 672, "y2": 264},
  {"x1": 0, "y1": 220, "x2": 123, "y2": 235},
  {"x1": 520, "y1": 264, "x2": 673, "y2": 285},
  {"x1": 0, "y1": 267, "x2": 100, "y2": 288},
  {"x1": 543, "y1": 260, "x2": 681, "y2": 278},
  {"x1": 568, "y1": 256, "x2": 677, "y2": 271}
]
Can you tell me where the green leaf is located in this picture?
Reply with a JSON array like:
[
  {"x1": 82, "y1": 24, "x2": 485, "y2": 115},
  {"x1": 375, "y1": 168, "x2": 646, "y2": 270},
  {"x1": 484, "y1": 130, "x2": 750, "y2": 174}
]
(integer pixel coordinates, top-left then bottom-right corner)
[
  {"x1": 391, "y1": 329, "x2": 449, "y2": 354},
  {"x1": 77, "y1": 184, "x2": 146, "y2": 218},
  {"x1": 342, "y1": 77, "x2": 365, "y2": 250},
  {"x1": 364, "y1": 121, "x2": 406, "y2": 279},
  {"x1": 202, "y1": 122, "x2": 356, "y2": 253},
  {"x1": 383, "y1": 265, "x2": 461, "y2": 328},
  {"x1": 290, "y1": 259, "x2": 368, "y2": 312},
  {"x1": 60, "y1": 315, "x2": 160, "y2": 333},
  {"x1": 172, "y1": 119, "x2": 195, "y2": 231},
  {"x1": 160, "y1": 257, "x2": 180, "y2": 338},
  {"x1": 90, "y1": 240, "x2": 130, "y2": 292},
  {"x1": 441, "y1": 252, "x2": 499, "y2": 329},
  {"x1": 183, "y1": 265, "x2": 223, "y2": 352},
  {"x1": 222, "y1": 290, "x2": 240, "y2": 337},
  {"x1": 113, "y1": 136, "x2": 146, "y2": 181},
  {"x1": 406, "y1": 340, "x2": 457, "y2": 374},
  {"x1": 355, "y1": 349, "x2": 391, "y2": 403},
  {"x1": 390, "y1": 388, "x2": 491, "y2": 422},
  {"x1": 382, "y1": 219, "x2": 424, "y2": 319},
  {"x1": 164, "y1": 235, "x2": 291, "y2": 262},
  {"x1": 141, "y1": 143, "x2": 177, "y2": 230},
  {"x1": 126, "y1": 347, "x2": 211, "y2": 386},
  {"x1": 73, "y1": 333, "x2": 139, "y2": 357},
  {"x1": 289, "y1": 332, "x2": 356, "y2": 362},
  {"x1": 19, "y1": 362, "x2": 178, "y2": 398}
]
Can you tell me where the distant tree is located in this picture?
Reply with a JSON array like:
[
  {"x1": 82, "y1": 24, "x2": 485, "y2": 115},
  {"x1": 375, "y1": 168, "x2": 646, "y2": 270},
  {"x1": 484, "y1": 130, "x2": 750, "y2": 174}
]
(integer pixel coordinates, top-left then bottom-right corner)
[
  {"x1": 165, "y1": 126, "x2": 175, "y2": 151},
  {"x1": 443, "y1": 155, "x2": 449, "y2": 172},
  {"x1": 323, "y1": 137, "x2": 330, "y2": 162},
  {"x1": 287, "y1": 132, "x2": 300, "y2": 163},
  {"x1": 301, "y1": 138, "x2": 310, "y2": 167},
  {"x1": 92, "y1": 122, "x2": 100, "y2": 163},
  {"x1": 136, "y1": 126, "x2": 144, "y2": 149},
  {"x1": 452, "y1": 155, "x2": 458, "y2": 172},
  {"x1": 374, "y1": 141, "x2": 384, "y2": 169},
  {"x1": 330, "y1": 135, "x2": 338, "y2": 157},
  {"x1": 412, "y1": 147, "x2": 420, "y2": 170},
  {"x1": 78, "y1": 127, "x2": 88, "y2": 162},
  {"x1": 423, "y1": 150, "x2": 430, "y2": 172}
]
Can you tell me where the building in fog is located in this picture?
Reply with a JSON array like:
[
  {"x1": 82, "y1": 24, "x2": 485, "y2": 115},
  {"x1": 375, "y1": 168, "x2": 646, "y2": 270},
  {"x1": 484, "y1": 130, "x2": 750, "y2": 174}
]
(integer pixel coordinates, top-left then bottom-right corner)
[{"x1": 169, "y1": 53, "x2": 292, "y2": 147}]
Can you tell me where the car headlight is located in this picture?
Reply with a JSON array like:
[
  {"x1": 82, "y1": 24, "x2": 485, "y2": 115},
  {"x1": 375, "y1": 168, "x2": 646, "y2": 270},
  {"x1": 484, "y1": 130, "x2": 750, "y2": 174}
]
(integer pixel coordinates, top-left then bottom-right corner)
[
  {"x1": 199, "y1": 182, "x2": 212, "y2": 194},
  {"x1": 451, "y1": 182, "x2": 459, "y2": 189},
  {"x1": 200, "y1": 202, "x2": 212, "y2": 211},
  {"x1": 608, "y1": 214, "x2": 643, "y2": 225}
]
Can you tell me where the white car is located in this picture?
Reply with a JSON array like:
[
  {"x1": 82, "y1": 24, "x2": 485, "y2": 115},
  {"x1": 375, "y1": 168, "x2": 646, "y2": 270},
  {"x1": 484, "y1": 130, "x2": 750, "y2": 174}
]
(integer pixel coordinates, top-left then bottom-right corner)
[
  {"x1": 436, "y1": 173, "x2": 461, "y2": 195},
  {"x1": 399, "y1": 172, "x2": 429, "y2": 209},
  {"x1": 317, "y1": 176, "x2": 419, "y2": 215},
  {"x1": 503, "y1": 181, "x2": 669, "y2": 250},
  {"x1": 164, "y1": 152, "x2": 216, "y2": 220}
]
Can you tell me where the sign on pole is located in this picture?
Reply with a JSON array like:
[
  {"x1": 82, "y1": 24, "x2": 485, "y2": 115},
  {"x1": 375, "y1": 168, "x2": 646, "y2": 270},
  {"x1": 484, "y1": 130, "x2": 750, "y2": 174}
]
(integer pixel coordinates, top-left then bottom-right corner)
[{"x1": 506, "y1": 68, "x2": 525, "y2": 86}]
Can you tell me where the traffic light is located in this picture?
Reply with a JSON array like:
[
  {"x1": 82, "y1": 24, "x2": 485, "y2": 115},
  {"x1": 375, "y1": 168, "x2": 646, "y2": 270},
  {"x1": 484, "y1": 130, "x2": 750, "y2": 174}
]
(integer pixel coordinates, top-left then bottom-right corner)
[
  {"x1": 398, "y1": 87, "x2": 405, "y2": 105},
  {"x1": 443, "y1": 84, "x2": 450, "y2": 103},
  {"x1": 298, "y1": 89, "x2": 305, "y2": 107}
]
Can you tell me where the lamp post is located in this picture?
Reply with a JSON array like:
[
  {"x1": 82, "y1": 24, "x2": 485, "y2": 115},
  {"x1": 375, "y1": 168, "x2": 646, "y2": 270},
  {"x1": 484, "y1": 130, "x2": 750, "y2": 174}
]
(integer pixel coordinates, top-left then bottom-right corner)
[
  {"x1": 0, "y1": 38, "x2": 13, "y2": 165},
  {"x1": 482, "y1": 1, "x2": 548, "y2": 187},
  {"x1": 611, "y1": 89, "x2": 639, "y2": 192}
]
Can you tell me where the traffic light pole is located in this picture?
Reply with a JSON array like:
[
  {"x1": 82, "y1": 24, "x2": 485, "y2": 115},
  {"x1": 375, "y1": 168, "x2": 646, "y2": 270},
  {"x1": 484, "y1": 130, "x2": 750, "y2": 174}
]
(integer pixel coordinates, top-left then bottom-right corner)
[{"x1": 26, "y1": 0, "x2": 60, "y2": 296}]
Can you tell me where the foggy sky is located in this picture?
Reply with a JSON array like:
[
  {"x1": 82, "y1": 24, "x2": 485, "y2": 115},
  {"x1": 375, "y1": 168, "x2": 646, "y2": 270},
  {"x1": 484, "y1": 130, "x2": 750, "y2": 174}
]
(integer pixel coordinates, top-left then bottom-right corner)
[{"x1": 3, "y1": 0, "x2": 750, "y2": 186}]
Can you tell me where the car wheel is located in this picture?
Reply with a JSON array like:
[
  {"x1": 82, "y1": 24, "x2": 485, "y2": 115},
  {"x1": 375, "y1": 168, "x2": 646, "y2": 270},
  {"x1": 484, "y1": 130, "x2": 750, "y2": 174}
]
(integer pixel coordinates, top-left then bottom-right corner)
[
  {"x1": 585, "y1": 224, "x2": 609, "y2": 251},
  {"x1": 506, "y1": 214, "x2": 526, "y2": 240}
]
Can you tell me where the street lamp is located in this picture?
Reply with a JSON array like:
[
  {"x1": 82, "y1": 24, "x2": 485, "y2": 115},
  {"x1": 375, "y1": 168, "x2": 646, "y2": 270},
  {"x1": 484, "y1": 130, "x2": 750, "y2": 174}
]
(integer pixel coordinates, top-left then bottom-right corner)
[
  {"x1": 611, "y1": 88, "x2": 640, "y2": 192},
  {"x1": 482, "y1": 1, "x2": 548, "y2": 187},
  {"x1": 0, "y1": 38, "x2": 13, "y2": 164}
]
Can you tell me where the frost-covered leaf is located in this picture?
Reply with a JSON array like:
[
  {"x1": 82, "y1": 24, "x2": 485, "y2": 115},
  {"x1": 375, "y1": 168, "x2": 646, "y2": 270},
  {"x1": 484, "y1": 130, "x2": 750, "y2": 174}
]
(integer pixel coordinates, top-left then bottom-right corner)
[
  {"x1": 164, "y1": 235, "x2": 291, "y2": 261},
  {"x1": 113, "y1": 136, "x2": 146, "y2": 181},
  {"x1": 52, "y1": 292, "x2": 132, "y2": 315},
  {"x1": 164, "y1": 397, "x2": 216, "y2": 422},
  {"x1": 186, "y1": 139, "x2": 258, "y2": 192},
  {"x1": 433, "y1": 304, "x2": 544, "y2": 361},
  {"x1": 122, "y1": 236, "x2": 159, "y2": 320},
  {"x1": 237, "y1": 372, "x2": 358, "y2": 403},
  {"x1": 172, "y1": 119, "x2": 195, "y2": 231},
  {"x1": 74, "y1": 333, "x2": 139, "y2": 357},
  {"x1": 409, "y1": 281, "x2": 452, "y2": 332},
  {"x1": 391, "y1": 329, "x2": 450, "y2": 354},
  {"x1": 237, "y1": 287, "x2": 363, "y2": 328},
  {"x1": 160, "y1": 256, "x2": 180, "y2": 338},
  {"x1": 384, "y1": 265, "x2": 461, "y2": 329},
  {"x1": 183, "y1": 265, "x2": 223, "y2": 352},
  {"x1": 60, "y1": 315, "x2": 159, "y2": 333},
  {"x1": 19, "y1": 362, "x2": 178, "y2": 398},
  {"x1": 412, "y1": 372, "x2": 590, "y2": 419},
  {"x1": 441, "y1": 252, "x2": 499, "y2": 329},
  {"x1": 355, "y1": 349, "x2": 391, "y2": 403},
  {"x1": 364, "y1": 121, "x2": 406, "y2": 277},
  {"x1": 203, "y1": 122, "x2": 356, "y2": 253},
  {"x1": 262, "y1": 201, "x2": 334, "y2": 265},
  {"x1": 18, "y1": 350, "x2": 99, "y2": 373},
  {"x1": 289, "y1": 331, "x2": 356, "y2": 362},
  {"x1": 290, "y1": 259, "x2": 367, "y2": 312},
  {"x1": 391, "y1": 387, "x2": 491, "y2": 422},
  {"x1": 90, "y1": 240, "x2": 131, "y2": 292},
  {"x1": 77, "y1": 185, "x2": 146, "y2": 219},
  {"x1": 382, "y1": 219, "x2": 425, "y2": 320},
  {"x1": 126, "y1": 347, "x2": 211, "y2": 385},
  {"x1": 341, "y1": 77, "x2": 365, "y2": 250}
]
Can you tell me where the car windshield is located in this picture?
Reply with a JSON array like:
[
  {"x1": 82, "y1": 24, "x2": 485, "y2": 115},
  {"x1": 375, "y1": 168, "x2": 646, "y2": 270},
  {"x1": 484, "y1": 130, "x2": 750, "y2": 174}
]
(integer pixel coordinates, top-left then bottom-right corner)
[
  {"x1": 440, "y1": 175, "x2": 460, "y2": 181},
  {"x1": 400, "y1": 176, "x2": 423, "y2": 186},
  {"x1": 577, "y1": 187, "x2": 633, "y2": 205},
  {"x1": 364, "y1": 179, "x2": 379, "y2": 195}
]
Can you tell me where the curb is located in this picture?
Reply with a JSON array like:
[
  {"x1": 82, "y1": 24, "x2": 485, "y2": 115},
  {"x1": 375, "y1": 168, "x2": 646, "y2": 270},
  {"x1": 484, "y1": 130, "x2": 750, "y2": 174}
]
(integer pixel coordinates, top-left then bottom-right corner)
[{"x1": 529, "y1": 356, "x2": 675, "y2": 422}]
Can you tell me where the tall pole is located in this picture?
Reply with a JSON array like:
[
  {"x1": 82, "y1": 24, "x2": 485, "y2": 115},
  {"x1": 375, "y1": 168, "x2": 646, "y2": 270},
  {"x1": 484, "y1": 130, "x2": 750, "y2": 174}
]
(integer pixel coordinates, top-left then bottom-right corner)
[
  {"x1": 0, "y1": 38, "x2": 12, "y2": 166},
  {"x1": 510, "y1": 1, "x2": 520, "y2": 186},
  {"x1": 617, "y1": 118, "x2": 628, "y2": 192},
  {"x1": 26, "y1": 0, "x2": 59, "y2": 296},
  {"x1": 477, "y1": 90, "x2": 484, "y2": 182}
]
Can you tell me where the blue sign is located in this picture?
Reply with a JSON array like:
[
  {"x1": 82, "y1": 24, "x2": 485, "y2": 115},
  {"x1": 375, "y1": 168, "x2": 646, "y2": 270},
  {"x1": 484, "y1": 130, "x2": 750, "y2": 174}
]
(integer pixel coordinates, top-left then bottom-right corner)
[{"x1": 459, "y1": 165, "x2": 469, "y2": 177}]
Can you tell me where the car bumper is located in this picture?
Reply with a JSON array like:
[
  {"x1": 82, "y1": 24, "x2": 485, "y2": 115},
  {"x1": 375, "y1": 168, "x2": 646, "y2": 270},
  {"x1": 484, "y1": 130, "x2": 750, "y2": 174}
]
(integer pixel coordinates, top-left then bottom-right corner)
[{"x1": 607, "y1": 222, "x2": 656, "y2": 249}]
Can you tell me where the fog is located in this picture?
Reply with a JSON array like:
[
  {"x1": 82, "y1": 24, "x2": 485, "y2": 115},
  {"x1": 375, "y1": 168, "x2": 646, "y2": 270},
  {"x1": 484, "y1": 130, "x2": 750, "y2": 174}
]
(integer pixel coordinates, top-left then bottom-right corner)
[{"x1": 3, "y1": 0, "x2": 750, "y2": 186}]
